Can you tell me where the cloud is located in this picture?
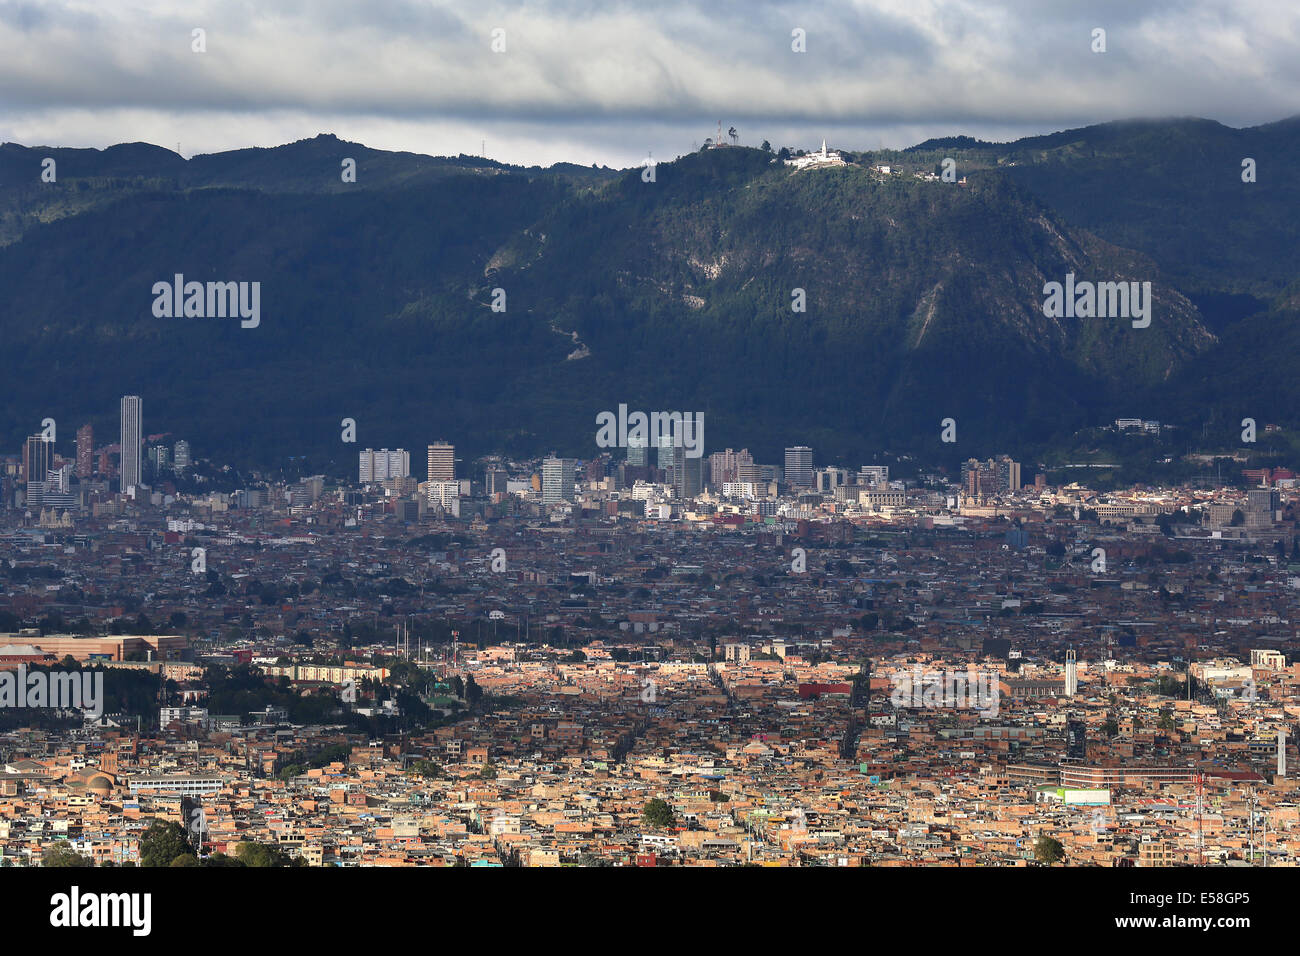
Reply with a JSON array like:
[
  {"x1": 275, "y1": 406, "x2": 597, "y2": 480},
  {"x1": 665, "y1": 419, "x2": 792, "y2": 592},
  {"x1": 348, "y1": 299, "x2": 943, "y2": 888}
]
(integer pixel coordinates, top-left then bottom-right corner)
[{"x1": 0, "y1": 0, "x2": 1296, "y2": 166}]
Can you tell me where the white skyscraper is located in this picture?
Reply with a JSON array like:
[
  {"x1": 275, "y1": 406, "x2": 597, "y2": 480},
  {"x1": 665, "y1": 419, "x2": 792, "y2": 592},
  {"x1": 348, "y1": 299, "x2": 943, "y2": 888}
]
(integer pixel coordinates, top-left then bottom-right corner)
[
  {"x1": 360, "y1": 448, "x2": 410, "y2": 483},
  {"x1": 120, "y1": 395, "x2": 142, "y2": 493},
  {"x1": 387, "y1": 448, "x2": 409, "y2": 479},
  {"x1": 542, "y1": 457, "x2": 576, "y2": 505},
  {"x1": 1065, "y1": 649, "x2": 1078, "y2": 698}
]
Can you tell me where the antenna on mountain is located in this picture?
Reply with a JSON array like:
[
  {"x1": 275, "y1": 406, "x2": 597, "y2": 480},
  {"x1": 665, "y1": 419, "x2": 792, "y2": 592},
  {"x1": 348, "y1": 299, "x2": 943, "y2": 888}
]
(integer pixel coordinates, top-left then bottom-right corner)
[{"x1": 482, "y1": 139, "x2": 485, "y2": 158}]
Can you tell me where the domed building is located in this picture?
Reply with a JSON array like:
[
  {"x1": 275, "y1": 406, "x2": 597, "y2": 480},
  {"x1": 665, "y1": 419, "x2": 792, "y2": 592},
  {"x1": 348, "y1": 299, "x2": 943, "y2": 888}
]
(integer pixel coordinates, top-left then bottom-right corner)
[{"x1": 62, "y1": 767, "x2": 118, "y2": 797}]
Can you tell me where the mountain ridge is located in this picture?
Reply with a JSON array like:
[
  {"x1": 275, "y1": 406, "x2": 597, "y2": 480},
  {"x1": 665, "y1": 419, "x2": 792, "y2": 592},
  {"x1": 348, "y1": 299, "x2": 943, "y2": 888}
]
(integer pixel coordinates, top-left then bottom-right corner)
[{"x1": 0, "y1": 117, "x2": 1295, "y2": 474}]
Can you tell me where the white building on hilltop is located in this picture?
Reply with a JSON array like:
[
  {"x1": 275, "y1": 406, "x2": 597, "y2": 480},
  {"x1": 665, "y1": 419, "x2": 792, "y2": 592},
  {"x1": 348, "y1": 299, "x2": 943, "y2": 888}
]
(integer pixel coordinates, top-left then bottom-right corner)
[{"x1": 784, "y1": 139, "x2": 847, "y2": 170}]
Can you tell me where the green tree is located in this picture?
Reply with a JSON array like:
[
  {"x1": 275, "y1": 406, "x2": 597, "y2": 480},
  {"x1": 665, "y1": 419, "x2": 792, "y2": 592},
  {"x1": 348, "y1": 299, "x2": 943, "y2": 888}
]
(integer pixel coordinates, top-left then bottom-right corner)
[
  {"x1": 235, "y1": 841, "x2": 301, "y2": 867},
  {"x1": 42, "y1": 841, "x2": 93, "y2": 867},
  {"x1": 203, "y1": 853, "x2": 245, "y2": 867},
  {"x1": 643, "y1": 798, "x2": 675, "y2": 829},
  {"x1": 139, "y1": 819, "x2": 196, "y2": 867},
  {"x1": 1033, "y1": 835, "x2": 1065, "y2": 864}
]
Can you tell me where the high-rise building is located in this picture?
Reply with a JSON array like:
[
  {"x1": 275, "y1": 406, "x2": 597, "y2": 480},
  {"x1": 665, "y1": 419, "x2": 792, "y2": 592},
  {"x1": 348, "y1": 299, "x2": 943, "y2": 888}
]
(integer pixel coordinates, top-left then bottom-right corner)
[
  {"x1": 961, "y1": 456, "x2": 1020, "y2": 497},
  {"x1": 427, "y1": 442, "x2": 455, "y2": 482},
  {"x1": 626, "y1": 437, "x2": 649, "y2": 468},
  {"x1": 360, "y1": 448, "x2": 410, "y2": 483},
  {"x1": 707, "y1": 448, "x2": 752, "y2": 486},
  {"x1": 815, "y1": 467, "x2": 850, "y2": 493},
  {"x1": 485, "y1": 467, "x2": 510, "y2": 496},
  {"x1": 673, "y1": 445, "x2": 703, "y2": 500},
  {"x1": 76, "y1": 424, "x2": 94, "y2": 479},
  {"x1": 288, "y1": 475, "x2": 325, "y2": 508},
  {"x1": 45, "y1": 462, "x2": 72, "y2": 495},
  {"x1": 22, "y1": 435, "x2": 49, "y2": 485},
  {"x1": 1065, "y1": 648, "x2": 1078, "y2": 697},
  {"x1": 148, "y1": 444, "x2": 171, "y2": 472},
  {"x1": 388, "y1": 449, "x2": 410, "y2": 479},
  {"x1": 542, "y1": 457, "x2": 576, "y2": 505},
  {"x1": 784, "y1": 446, "x2": 813, "y2": 489},
  {"x1": 962, "y1": 459, "x2": 988, "y2": 497},
  {"x1": 655, "y1": 433, "x2": 675, "y2": 471},
  {"x1": 998, "y1": 456, "x2": 1021, "y2": 493},
  {"x1": 173, "y1": 439, "x2": 191, "y2": 472},
  {"x1": 120, "y1": 395, "x2": 142, "y2": 493}
]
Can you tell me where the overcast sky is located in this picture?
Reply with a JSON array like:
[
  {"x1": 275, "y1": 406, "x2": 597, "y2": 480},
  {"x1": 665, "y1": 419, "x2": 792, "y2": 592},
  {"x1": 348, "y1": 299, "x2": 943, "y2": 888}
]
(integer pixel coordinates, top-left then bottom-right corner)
[{"x1": 0, "y1": 0, "x2": 1296, "y2": 167}]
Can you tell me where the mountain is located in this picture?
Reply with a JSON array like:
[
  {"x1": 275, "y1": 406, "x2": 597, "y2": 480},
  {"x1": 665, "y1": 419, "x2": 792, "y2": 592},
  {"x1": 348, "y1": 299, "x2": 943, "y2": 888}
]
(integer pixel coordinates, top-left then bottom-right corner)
[
  {"x1": 907, "y1": 117, "x2": 1300, "y2": 302},
  {"x1": 0, "y1": 120, "x2": 1296, "y2": 475}
]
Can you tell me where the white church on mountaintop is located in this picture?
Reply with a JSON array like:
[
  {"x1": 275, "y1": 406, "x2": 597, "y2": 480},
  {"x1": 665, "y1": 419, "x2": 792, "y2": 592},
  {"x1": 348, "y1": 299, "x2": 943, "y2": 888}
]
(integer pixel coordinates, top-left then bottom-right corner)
[{"x1": 784, "y1": 139, "x2": 847, "y2": 170}]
